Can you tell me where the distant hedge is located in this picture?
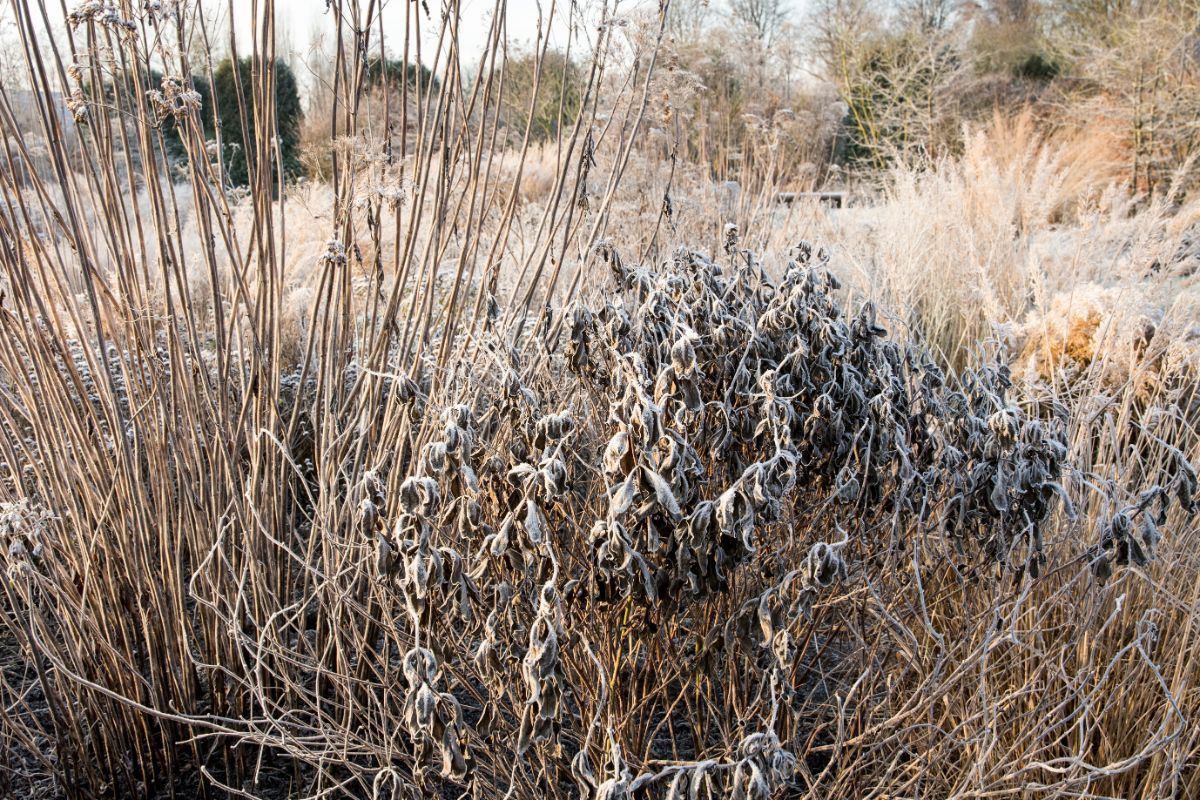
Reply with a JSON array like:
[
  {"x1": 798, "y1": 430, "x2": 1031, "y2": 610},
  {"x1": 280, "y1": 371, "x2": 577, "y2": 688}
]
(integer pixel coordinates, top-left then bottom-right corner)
[
  {"x1": 208, "y1": 58, "x2": 303, "y2": 186},
  {"x1": 157, "y1": 57, "x2": 302, "y2": 187},
  {"x1": 362, "y1": 55, "x2": 439, "y2": 93}
]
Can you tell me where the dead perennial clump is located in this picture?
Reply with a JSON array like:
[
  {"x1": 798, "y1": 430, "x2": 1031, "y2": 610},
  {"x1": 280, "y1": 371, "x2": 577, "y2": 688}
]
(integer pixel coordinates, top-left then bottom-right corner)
[{"x1": 325, "y1": 241, "x2": 1194, "y2": 795}]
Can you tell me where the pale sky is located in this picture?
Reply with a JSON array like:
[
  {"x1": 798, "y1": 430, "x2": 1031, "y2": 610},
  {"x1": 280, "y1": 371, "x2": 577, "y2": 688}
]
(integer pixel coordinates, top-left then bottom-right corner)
[
  {"x1": 7, "y1": 1, "x2": 614, "y2": 76},
  {"x1": 233, "y1": 0, "x2": 561, "y2": 52},
  {"x1": 229, "y1": 0, "x2": 608, "y2": 75},
  {"x1": 0, "y1": 0, "x2": 658, "y2": 97}
]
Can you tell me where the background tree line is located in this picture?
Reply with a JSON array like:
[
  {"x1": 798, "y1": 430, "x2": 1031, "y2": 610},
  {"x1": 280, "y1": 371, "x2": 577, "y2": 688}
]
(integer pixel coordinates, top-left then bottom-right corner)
[
  {"x1": 153, "y1": 0, "x2": 1200, "y2": 196},
  {"x1": 648, "y1": 0, "x2": 1200, "y2": 193}
]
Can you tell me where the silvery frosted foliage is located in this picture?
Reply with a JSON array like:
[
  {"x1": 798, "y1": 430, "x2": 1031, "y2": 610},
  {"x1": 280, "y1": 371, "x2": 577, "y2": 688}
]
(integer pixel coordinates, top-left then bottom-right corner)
[
  {"x1": 570, "y1": 728, "x2": 798, "y2": 800},
  {"x1": 560, "y1": 240, "x2": 1191, "y2": 608},
  {"x1": 377, "y1": 437, "x2": 478, "y2": 642},
  {"x1": 755, "y1": 535, "x2": 849, "y2": 668},
  {"x1": 572, "y1": 738, "x2": 657, "y2": 799},
  {"x1": 726, "y1": 731, "x2": 797, "y2": 800},
  {"x1": 352, "y1": 240, "x2": 1193, "y2": 795},
  {"x1": 1091, "y1": 471, "x2": 1196, "y2": 581}
]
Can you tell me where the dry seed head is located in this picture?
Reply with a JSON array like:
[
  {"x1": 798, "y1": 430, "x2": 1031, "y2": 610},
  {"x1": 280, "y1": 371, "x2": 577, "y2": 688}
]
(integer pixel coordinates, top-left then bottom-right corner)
[{"x1": 723, "y1": 223, "x2": 739, "y2": 254}]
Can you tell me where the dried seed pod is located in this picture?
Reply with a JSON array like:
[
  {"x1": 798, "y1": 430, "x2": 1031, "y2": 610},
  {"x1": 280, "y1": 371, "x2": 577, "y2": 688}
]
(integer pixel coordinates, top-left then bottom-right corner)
[{"x1": 723, "y1": 223, "x2": 739, "y2": 255}]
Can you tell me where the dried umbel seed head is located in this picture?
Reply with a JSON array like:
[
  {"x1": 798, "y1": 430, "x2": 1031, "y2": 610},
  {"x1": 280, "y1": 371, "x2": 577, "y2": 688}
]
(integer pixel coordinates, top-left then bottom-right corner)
[
  {"x1": 322, "y1": 239, "x2": 348, "y2": 268},
  {"x1": 65, "y1": 90, "x2": 90, "y2": 124},
  {"x1": 146, "y1": 76, "x2": 203, "y2": 122},
  {"x1": 67, "y1": 1, "x2": 138, "y2": 36}
]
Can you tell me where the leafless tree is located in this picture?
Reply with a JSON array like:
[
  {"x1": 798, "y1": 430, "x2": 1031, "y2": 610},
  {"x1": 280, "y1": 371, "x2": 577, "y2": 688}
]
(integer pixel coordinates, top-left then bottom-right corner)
[
  {"x1": 898, "y1": 0, "x2": 961, "y2": 30},
  {"x1": 667, "y1": 0, "x2": 712, "y2": 42},
  {"x1": 1051, "y1": 0, "x2": 1200, "y2": 191},
  {"x1": 727, "y1": 0, "x2": 792, "y2": 85},
  {"x1": 727, "y1": 0, "x2": 790, "y2": 47}
]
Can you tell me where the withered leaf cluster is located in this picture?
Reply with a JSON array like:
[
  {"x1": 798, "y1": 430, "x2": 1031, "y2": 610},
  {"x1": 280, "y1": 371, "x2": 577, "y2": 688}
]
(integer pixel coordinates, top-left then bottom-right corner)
[{"x1": 332, "y1": 241, "x2": 1194, "y2": 796}]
